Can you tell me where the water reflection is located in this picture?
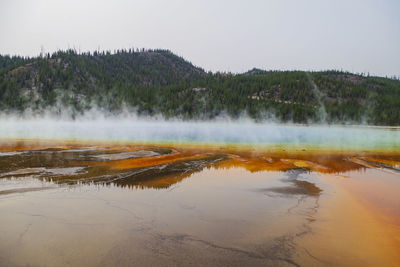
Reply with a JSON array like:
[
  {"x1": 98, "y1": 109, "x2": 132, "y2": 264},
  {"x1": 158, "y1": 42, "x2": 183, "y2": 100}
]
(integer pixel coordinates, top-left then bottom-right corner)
[
  {"x1": 0, "y1": 142, "x2": 400, "y2": 266},
  {"x1": 1, "y1": 143, "x2": 400, "y2": 190}
]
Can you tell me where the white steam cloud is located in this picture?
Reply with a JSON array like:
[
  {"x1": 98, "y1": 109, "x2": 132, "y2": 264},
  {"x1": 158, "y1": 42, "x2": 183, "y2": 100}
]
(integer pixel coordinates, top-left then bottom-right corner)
[{"x1": 0, "y1": 110, "x2": 399, "y2": 150}]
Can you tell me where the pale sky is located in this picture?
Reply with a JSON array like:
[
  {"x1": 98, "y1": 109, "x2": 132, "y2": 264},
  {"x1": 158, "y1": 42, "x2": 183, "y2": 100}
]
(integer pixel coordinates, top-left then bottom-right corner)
[{"x1": 0, "y1": 0, "x2": 399, "y2": 77}]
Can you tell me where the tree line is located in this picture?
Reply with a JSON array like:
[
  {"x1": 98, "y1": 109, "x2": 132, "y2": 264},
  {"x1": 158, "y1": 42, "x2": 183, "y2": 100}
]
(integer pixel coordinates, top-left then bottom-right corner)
[{"x1": 0, "y1": 49, "x2": 399, "y2": 125}]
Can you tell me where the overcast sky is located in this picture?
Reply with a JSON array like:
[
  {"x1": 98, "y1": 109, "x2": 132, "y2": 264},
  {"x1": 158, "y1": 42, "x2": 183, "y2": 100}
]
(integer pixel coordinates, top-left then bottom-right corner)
[{"x1": 0, "y1": 0, "x2": 399, "y2": 77}]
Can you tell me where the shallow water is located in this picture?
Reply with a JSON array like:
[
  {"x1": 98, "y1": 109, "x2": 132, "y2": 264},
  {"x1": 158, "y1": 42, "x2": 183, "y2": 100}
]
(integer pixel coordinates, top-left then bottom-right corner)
[{"x1": 0, "y1": 141, "x2": 399, "y2": 266}]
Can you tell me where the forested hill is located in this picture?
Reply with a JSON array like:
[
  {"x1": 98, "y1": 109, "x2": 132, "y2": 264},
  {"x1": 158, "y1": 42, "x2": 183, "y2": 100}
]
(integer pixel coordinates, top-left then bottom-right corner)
[{"x1": 0, "y1": 49, "x2": 399, "y2": 125}]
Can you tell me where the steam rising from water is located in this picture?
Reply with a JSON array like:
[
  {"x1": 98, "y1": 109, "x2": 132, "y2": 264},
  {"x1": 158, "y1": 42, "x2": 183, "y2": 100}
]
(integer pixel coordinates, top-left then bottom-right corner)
[{"x1": 0, "y1": 115, "x2": 399, "y2": 150}]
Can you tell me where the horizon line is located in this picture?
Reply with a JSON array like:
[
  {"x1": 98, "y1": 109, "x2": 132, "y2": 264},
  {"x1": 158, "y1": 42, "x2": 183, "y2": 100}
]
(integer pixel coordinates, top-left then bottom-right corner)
[{"x1": 1, "y1": 47, "x2": 399, "y2": 80}]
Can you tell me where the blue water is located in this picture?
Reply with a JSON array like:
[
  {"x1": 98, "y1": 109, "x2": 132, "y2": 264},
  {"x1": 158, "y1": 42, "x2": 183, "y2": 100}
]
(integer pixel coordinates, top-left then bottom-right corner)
[{"x1": 0, "y1": 119, "x2": 399, "y2": 150}]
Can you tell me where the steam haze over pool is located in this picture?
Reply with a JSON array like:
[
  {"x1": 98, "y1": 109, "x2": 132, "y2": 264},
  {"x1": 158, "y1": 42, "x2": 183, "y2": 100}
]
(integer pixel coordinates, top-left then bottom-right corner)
[
  {"x1": 1, "y1": 1, "x2": 400, "y2": 266},
  {"x1": 1, "y1": 116, "x2": 399, "y2": 150}
]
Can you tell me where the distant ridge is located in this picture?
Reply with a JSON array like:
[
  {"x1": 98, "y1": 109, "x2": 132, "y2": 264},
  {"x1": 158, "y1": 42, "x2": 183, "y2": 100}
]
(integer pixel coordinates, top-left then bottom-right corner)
[{"x1": 0, "y1": 49, "x2": 399, "y2": 125}]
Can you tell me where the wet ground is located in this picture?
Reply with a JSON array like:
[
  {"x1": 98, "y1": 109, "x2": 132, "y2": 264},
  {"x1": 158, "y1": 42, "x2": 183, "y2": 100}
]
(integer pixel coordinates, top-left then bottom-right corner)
[{"x1": 0, "y1": 140, "x2": 399, "y2": 266}]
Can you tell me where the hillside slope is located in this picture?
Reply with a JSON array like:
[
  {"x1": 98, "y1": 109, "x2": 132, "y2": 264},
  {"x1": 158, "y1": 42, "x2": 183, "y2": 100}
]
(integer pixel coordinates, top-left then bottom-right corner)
[{"x1": 0, "y1": 49, "x2": 399, "y2": 125}]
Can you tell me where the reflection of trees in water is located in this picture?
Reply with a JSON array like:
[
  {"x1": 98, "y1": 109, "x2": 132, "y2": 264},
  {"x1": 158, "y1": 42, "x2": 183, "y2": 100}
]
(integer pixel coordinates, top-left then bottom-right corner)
[
  {"x1": 2, "y1": 145, "x2": 399, "y2": 191},
  {"x1": 106, "y1": 154, "x2": 228, "y2": 189},
  {"x1": 213, "y1": 154, "x2": 367, "y2": 174},
  {"x1": 0, "y1": 148, "x2": 229, "y2": 189}
]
